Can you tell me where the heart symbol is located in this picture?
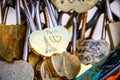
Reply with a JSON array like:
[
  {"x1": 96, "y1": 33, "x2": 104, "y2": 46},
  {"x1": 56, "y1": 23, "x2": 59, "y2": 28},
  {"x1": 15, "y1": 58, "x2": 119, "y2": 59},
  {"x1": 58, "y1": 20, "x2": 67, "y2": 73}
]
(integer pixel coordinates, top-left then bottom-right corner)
[
  {"x1": 51, "y1": 0, "x2": 98, "y2": 13},
  {"x1": 49, "y1": 36, "x2": 61, "y2": 43},
  {"x1": 29, "y1": 26, "x2": 70, "y2": 57}
]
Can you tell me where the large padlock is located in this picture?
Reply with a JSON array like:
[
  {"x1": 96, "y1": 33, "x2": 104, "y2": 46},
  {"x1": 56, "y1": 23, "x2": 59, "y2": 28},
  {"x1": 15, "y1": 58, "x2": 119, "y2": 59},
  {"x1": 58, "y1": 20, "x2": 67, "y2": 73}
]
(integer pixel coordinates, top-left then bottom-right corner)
[
  {"x1": 105, "y1": 0, "x2": 120, "y2": 49},
  {"x1": 0, "y1": 0, "x2": 26, "y2": 62},
  {"x1": 0, "y1": 0, "x2": 34, "y2": 80},
  {"x1": 77, "y1": 12, "x2": 110, "y2": 65}
]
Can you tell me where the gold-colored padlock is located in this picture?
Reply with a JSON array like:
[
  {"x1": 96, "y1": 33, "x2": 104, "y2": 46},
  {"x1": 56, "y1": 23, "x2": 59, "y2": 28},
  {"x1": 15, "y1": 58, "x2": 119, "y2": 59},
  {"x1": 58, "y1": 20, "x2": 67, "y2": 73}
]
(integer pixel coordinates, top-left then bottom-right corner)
[{"x1": 0, "y1": 24, "x2": 26, "y2": 62}]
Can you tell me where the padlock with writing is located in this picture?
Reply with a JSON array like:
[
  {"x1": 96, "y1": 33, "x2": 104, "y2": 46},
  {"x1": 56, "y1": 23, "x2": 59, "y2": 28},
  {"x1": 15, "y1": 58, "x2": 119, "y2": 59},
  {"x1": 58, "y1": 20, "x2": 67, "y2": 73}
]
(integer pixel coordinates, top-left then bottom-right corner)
[
  {"x1": 28, "y1": 0, "x2": 70, "y2": 57},
  {"x1": 77, "y1": 12, "x2": 110, "y2": 65}
]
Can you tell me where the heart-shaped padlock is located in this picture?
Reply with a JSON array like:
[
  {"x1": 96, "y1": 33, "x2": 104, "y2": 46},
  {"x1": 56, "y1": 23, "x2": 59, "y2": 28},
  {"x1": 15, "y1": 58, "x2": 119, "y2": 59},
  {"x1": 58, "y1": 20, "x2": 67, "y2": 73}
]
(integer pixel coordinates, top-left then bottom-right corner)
[
  {"x1": 51, "y1": 0, "x2": 98, "y2": 13},
  {"x1": 77, "y1": 12, "x2": 110, "y2": 65},
  {"x1": 29, "y1": 26, "x2": 70, "y2": 57},
  {"x1": 27, "y1": 0, "x2": 71, "y2": 57}
]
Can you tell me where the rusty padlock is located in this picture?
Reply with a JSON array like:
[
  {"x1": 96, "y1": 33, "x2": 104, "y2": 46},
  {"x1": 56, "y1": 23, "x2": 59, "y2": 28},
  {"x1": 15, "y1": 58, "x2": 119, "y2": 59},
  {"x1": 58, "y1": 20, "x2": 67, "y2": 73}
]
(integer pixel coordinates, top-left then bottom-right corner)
[
  {"x1": 0, "y1": 1, "x2": 34, "y2": 80},
  {"x1": 0, "y1": 0, "x2": 26, "y2": 61}
]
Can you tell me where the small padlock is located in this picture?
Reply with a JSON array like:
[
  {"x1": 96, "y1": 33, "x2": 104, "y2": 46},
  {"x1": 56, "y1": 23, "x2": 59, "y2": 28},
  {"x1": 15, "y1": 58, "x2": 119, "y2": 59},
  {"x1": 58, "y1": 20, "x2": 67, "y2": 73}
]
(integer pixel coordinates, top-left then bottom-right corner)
[
  {"x1": 27, "y1": 0, "x2": 70, "y2": 57},
  {"x1": 105, "y1": 0, "x2": 120, "y2": 49}
]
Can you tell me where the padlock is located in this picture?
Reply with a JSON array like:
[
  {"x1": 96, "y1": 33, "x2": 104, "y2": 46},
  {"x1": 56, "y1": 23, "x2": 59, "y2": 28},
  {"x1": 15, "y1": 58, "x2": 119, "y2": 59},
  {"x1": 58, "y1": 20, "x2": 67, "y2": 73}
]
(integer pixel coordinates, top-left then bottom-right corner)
[
  {"x1": 40, "y1": 58, "x2": 64, "y2": 80},
  {"x1": 0, "y1": 24, "x2": 26, "y2": 61},
  {"x1": 26, "y1": 0, "x2": 70, "y2": 57},
  {"x1": 50, "y1": 18, "x2": 80, "y2": 79},
  {"x1": 77, "y1": 12, "x2": 110, "y2": 65},
  {"x1": 0, "y1": 0, "x2": 27, "y2": 62},
  {"x1": 105, "y1": 0, "x2": 120, "y2": 49},
  {"x1": 0, "y1": 1, "x2": 34, "y2": 80},
  {"x1": 51, "y1": 0, "x2": 98, "y2": 13}
]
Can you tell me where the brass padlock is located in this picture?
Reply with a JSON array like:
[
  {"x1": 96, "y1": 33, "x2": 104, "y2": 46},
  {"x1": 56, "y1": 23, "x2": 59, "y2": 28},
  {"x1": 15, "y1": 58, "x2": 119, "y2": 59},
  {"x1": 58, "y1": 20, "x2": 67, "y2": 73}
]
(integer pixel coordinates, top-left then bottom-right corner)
[{"x1": 0, "y1": 24, "x2": 26, "y2": 61}]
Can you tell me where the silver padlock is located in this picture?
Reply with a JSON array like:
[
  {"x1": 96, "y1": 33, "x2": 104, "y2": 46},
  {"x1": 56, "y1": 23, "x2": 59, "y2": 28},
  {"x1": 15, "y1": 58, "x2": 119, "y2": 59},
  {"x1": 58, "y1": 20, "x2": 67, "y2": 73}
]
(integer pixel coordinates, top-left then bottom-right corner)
[{"x1": 105, "y1": 0, "x2": 120, "y2": 49}]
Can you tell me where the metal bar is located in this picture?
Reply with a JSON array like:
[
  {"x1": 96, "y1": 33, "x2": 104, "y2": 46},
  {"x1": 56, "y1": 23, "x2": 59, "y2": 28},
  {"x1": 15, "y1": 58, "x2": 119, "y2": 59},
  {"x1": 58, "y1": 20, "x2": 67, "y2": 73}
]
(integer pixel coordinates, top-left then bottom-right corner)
[
  {"x1": 35, "y1": 1, "x2": 42, "y2": 30},
  {"x1": 44, "y1": 0, "x2": 58, "y2": 26},
  {"x1": 22, "y1": 0, "x2": 36, "y2": 31},
  {"x1": 16, "y1": 0, "x2": 21, "y2": 25}
]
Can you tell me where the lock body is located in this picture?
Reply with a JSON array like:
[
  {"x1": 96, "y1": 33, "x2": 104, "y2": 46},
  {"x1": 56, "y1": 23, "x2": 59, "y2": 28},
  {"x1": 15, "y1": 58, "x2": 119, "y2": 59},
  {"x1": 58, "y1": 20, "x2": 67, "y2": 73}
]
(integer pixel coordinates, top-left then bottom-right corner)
[
  {"x1": 77, "y1": 39, "x2": 110, "y2": 64},
  {"x1": 107, "y1": 21, "x2": 120, "y2": 49}
]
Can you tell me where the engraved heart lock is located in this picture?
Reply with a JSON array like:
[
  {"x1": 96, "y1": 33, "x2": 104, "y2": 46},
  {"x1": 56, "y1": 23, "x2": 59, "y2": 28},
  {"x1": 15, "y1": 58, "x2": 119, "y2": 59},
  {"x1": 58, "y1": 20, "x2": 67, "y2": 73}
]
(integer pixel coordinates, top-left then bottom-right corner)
[
  {"x1": 28, "y1": 0, "x2": 70, "y2": 57},
  {"x1": 51, "y1": 0, "x2": 98, "y2": 13},
  {"x1": 29, "y1": 26, "x2": 70, "y2": 57},
  {"x1": 48, "y1": 18, "x2": 80, "y2": 80}
]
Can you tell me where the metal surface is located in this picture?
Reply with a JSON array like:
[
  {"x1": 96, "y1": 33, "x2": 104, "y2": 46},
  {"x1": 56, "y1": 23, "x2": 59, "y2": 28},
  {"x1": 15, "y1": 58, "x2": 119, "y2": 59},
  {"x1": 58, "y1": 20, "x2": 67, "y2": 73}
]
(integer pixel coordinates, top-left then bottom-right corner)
[{"x1": 44, "y1": 0, "x2": 58, "y2": 26}]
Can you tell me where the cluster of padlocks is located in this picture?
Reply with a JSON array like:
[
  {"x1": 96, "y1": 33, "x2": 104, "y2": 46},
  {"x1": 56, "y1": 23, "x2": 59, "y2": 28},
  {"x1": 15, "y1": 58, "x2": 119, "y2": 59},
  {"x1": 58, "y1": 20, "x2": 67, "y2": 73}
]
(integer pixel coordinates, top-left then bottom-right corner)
[{"x1": 0, "y1": 0, "x2": 120, "y2": 80}]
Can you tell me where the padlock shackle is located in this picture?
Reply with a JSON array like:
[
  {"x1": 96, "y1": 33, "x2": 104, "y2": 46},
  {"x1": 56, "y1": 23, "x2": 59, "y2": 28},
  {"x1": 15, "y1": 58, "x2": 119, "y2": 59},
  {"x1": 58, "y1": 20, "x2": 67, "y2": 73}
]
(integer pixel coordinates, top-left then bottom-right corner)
[
  {"x1": 1, "y1": 0, "x2": 7, "y2": 23},
  {"x1": 101, "y1": 13, "x2": 107, "y2": 40},
  {"x1": 81, "y1": 12, "x2": 87, "y2": 40},
  {"x1": 77, "y1": 8, "x2": 102, "y2": 39},
  {"x1": 105, "y1": 0, "x2": 114, "y2": 22},
  {"x1": 71, "y1": 17, "x2": 77, "y2": 55},
  {"x1": 57, "y1": 11, "x2": 64, "y2": 26},
  {"x1": 22, "y1": 0, "x2": 37, "y2": 61},
  {"x1": 43, "y1": 8, "x2": 50, "y2": 28},
  {"x1": 35, "y1": 1, "x2": 42, "y2": 30},
  {"x1": 30, "y1": 0, "x2": 35, "y2": 20},
  {"x1": 15, "y1": 0, "x2": 21, "y2": 25},
  {"x1": 65, "y1": 11, "x2": 78, "y2": 29},
  {"x1": 44, "y1": 0, "x2": 58, "y2": 27},
  {"x1": 23, "y1": 22, "x2": 30, "y2": 61},
  {"x1": 22, "y1": 0, "x2": 36, "y2": 32}
]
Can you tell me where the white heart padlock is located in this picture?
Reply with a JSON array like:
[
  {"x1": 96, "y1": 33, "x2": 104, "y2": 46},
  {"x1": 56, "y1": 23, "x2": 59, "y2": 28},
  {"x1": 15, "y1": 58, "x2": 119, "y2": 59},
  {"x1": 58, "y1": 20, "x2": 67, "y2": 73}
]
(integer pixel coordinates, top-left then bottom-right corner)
[{"x1": 29, "y1": 26, "x2": 70, "y2": 57}]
